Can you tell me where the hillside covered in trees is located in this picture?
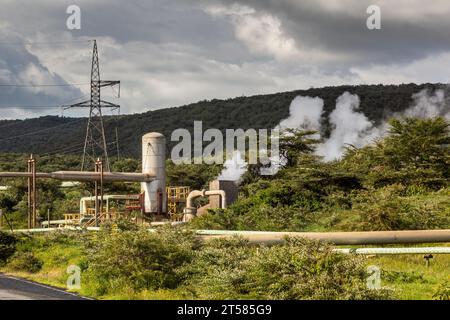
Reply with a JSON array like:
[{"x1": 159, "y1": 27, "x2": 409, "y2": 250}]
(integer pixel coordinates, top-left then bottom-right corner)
[{"x1": 0, "y1": 83, "x2": 445, "y2": 158}]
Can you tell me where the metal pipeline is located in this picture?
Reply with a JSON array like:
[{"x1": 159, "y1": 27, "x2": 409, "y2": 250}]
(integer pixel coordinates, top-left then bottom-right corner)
[
  {"x1": 184, "y1": 189, "x2": 227, "y2": 215},
  {"x1": 0, "y1": 171, "x2": 155, "y2": 182},
  {"x1": 9, "y1": 227, "x2": 450, "y2": 246},
  {"x1": 195, "y1": 229, "x2": 450, "y2": 245},
  {"x1": 335, "y1": 247, "x2": 450, "y2": 255}
]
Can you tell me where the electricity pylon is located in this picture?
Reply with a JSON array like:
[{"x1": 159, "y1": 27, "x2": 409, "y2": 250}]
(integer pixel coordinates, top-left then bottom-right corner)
[{"x1": 65, "y1": 40, "x2": 120, "y2": 171}]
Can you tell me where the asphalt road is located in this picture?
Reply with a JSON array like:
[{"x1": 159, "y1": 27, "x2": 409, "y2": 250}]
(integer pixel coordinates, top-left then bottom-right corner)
[{"x1": 0, "y1": 273, "x2": 88, "y2": 300}]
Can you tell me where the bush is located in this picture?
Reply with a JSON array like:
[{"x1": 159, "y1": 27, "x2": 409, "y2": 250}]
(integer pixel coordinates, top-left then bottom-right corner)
[
  {"x1": 0, "y1": 231, "x2": 17, "y2": 265},
  {"x1": 192, "y1": 205, "x2": 315, "y2": 231},
  {"x1": 181, "y1": 237, "x2": 255, "y2": 299},
  {"x1": 7, "y1": 251, "x2": 43, "y2": 273},
  {"x1": 185, "y1": 237, "x2": 392, "y2": 300},
  {"x1": 347, "y1": 185, "x2": 450, "y2": 231},
  {"x1": 84, "y1": 227, "x2": 198, "y2": 295},
  {"x1": 100, "y1": 218, "x2": 140, "y2": 232}
]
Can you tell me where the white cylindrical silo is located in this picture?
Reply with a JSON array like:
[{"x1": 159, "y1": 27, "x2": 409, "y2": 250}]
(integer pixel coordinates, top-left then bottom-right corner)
[{"x1": 141, "y1": 132, "x2": 166, "y2": 214}]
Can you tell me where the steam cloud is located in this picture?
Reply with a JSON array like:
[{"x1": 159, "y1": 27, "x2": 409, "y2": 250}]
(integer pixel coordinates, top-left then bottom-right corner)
[
  {"x1": 216, "y1": 86, "x2": 450, "y2": 182},
  {"x1": 279, "y1": 96, "x2": 324, "y2": 131},
  {"x1": 405, "y1": 89, "x2": 450, "y2": 119},
  {"x1": 280, "y1": 88, "x2": 450, "y2": 162},
  {"x1": 218, "y1": 151, "x2": 247, "y2": 181},
  {"x1": 316, "y1": 92, "x2": 380, "y2": 161}
]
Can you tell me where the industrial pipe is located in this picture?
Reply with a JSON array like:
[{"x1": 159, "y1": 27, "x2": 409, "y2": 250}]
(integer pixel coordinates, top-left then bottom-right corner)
[
  {"x1": 0, "y1": 171, "x2": 155, "y2": 182},
  {"x1": 9, "y1": 227, "x2": 450, "y2": 246},
  {"x1": 335, "y1": 247, "x2": 450, "y2": 255},
  {"x1": 195, "y1": 229, "x2": 450, "y2": 245},
  {"x1": 186, "y1": 189, "x2": 227, "y2": 209},
  {"x1": 183, "y1": 189, "x2": 227, "y2": 220}
]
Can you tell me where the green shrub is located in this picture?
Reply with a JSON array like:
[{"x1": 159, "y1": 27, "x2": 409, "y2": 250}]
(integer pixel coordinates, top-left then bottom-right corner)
[
  {"x1": 185, "y1": 237, "x2": 392, "y2": 300},
  {"x1": 181, "y1": 237, "x2": 255, "y2": 299},
  {"x1": 100, "y1": 218, "x2": 140, "y2": 232},
  {"x1": 347, "y1": 185, "x2": 450, "y2": 231},
  {"x1": 192, "y1": 205, "x2": 315, "y2": 232},
  {"x1": 84, "y1": 227, "x2": 198, "y2": 295},
  {"x1": 7, "y1": 251, "x2": 43, "y2": 273},
  {"x1": 0, "y1": 231, "x2": 17, "y2": 265}
]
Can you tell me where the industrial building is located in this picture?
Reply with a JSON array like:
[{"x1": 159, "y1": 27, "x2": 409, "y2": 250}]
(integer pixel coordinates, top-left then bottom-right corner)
[{"x1": 0, "y1": 132, "x2": 238, "y2": 229}]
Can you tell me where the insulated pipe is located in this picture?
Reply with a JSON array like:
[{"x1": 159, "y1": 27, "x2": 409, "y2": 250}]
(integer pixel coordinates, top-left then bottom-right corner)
[
  {"x1": 334, "y1": 247, "x2": 450, "y2": 255},
  {"x1": 195, "y1": 229, "x2": 450, "y2": 245},
  {"x1": 10, "y1": 228, "x2": 450, "y2": 246},
  {"x1": 184, "y1": 189, "x2": 227, "y2": 216},
  {"x1": 0, "y1": 171, "x2": 155, "y2": 182}
]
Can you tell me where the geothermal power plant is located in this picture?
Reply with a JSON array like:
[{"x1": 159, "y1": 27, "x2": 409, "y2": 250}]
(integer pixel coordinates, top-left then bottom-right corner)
[
  {"x1": 1, "y1": 131, "x2": 450, "y2": 249},
  {"x1": 0, "y1": 131, "x2": 238, "y2": 229}
]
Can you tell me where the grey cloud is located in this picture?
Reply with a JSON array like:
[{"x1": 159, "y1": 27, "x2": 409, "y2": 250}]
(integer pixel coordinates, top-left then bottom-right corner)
[
  {"x1": 0, "y1": 0, "x2": 254, "y2": 64},
  {"x1": 211, "y1": 0, "x2": 450, "y2": 68},
  {"x1": 1, "y1": 0, "x2": 450, "y2": 119},
  {"x1": 0, "y1": 28, "x2": 83, "y2": 118}
]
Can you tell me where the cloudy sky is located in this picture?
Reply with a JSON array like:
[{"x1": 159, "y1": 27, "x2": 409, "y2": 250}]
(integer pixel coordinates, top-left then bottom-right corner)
[{"x1": 1, "y1": 0, "x2": 450, "y2": 119}]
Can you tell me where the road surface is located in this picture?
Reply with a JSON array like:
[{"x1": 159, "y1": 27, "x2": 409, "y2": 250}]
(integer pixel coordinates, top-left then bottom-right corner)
[{"x1": 0, "y1": 273, "x2": 88, "y2": 300}]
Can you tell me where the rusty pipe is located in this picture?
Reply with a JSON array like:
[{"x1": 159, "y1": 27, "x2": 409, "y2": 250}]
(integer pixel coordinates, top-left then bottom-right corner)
[{"x1": 0, "y1": 171, "x2": 155, "y2": 182}]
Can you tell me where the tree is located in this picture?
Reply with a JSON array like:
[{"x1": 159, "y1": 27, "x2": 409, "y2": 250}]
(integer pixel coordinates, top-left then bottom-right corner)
[
  {"x1": 279, "y1": 128, "x2": 319, "y2": 168},
  {"x1": 340, "y1": 117, "x2": 450, "y2": 189},
  {"x1": 383, "y1": 117, "x2": 450, "y2": 175}
]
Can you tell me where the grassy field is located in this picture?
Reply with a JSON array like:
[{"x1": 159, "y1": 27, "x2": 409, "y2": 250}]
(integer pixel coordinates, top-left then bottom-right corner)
[{"x1": 370, "y1": 253, "x2": 450, "y2": 300}]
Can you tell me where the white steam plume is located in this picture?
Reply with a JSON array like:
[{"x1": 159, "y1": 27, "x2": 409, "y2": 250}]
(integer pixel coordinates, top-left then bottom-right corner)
[
  {"x1": 316, "y1": 92, "x2": 380, "y2": 161},
  {"x1": 278, "y1": 96, "x2": 324, "y2": 131},
  {"x1": 278, "y1": 92, "x2": 380, "y2": 161},
  {"x1": 404, "y1": 88, "x2": 450, "y2": 119},
  {"x1": 278, "y1": 87, "x2": 450, "y2": 164},
  {"x1": 216, "y1": 87, "x2": 450, "y2": 182},
  {"x1": 218, "y1": 151, "x2": 247, "y2": 181}
]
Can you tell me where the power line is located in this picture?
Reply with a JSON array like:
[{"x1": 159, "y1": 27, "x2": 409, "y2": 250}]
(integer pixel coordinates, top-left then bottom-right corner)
[
  {"x1": 0, "y1": 118, "x2": 86, "y2": 142},
  {"x1": 40, "y1": 141, "x2": 86, "y2": 156},
  {"x1": 40, "y1": 140, "x2": 119, "y2": 159},
  {"x1": 0, "y1": 106, "x2": 67, "y2": 109},
  {"x1": 0, "y1": 83, "x2": 90, "y2": 88},
  {"x1": 40, "y1": 145, "x2": 87, "y2": 159},
  {"x1": 0, "y1": 95, "x2": 90, "y2": 109},
  {"x1": 0, "y1": 40, "x2": 93, "y2": 46}
]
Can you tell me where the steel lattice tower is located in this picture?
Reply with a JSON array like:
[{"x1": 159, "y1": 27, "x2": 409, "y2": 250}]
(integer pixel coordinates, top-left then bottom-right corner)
[{"x1": 65, "y1": 40, "x2": 120, "y2": 171}]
